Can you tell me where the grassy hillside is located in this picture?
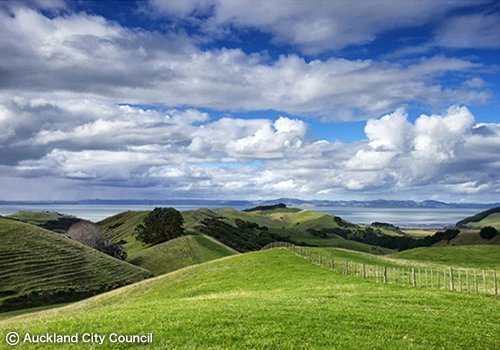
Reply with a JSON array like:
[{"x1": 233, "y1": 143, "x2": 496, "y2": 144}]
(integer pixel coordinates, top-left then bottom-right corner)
[
  {"x1": 0, "y1": 218, "x2": 153, "y2": 312},
  {"x1": 7, "y1": 211, "x2": 81, "y2": 233},
  {"x1": 456, "y1": 206, "x2": 500, "y2": 229},
  {"x1": 127, "y1": 235, "x2": 237, "y2": 275},
  {"x1": 98, "y1": 207, "x2": 397, "y2": 256},
  {"x1": 390, "y1": 245, "x2": 500, "y2": 270},
  {"x1": 98, "y1": 211, "x2": 150, "y2": 255},
  {"x1": 300, "y1": 244, "x2": 500, "y2": 270},
  {"x1": 2, "y1": 249, "x2": 499, "y2": 349}
]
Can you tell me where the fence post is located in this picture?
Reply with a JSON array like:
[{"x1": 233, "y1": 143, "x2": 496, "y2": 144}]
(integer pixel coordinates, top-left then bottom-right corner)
[
  {"x1": 449, "y1": 267, "x2": 454, "y2": 291},
  {"x1": 425, "y1": 269, "x2": 428, "y2": 288},
  {"x1": 437, "y1": 268, "x2": 441, "y2": 289},
  {"x1": 332, "y1": 259, "x2": 335, "y2": 270},
  {"x1": 443, "y1": 268, "x2": 446, "y2": 289},
  {"x1": 431, "y1": 269, "x2": 433, "y2": 288},
  {"x1": 483, "y1": 270, "x2": 487, "y2": 294},
  {"x1": 494, "y1": 270, "x2": 498, "y2": 296},
  {"x1": 474, "y1": 269, "x2": 478, "y2": 294},
  {"x1": 300, "y1": 247, "x2": 302, "y2": 256},
  {"x1": 345, "y1": 262, "x2": 349, "y2": 276},
  {"x1": 330, "y1": 259, "x2": 333, "y2": 270},
  {"x1": 383, "y1": 266, "x2": 387, "y2": 283},
  {"x1": 319, "y1": 255, "x2": 322, "y2": 266},
  {"x1": 412, "y1": 268, "x2": 416, "y2": 287},
  {"x1": 458, "y1": 269, "x2": 462, "y2": 292},
  {"x1": 466, "y1": 269, "x2": 470, "y2": 293},
  {"x1": 362, "y1": 264, "x2": 366, "y2": 279},
  {"x1": 418, "y1": 268, "x2": 421, "y2": 286}
]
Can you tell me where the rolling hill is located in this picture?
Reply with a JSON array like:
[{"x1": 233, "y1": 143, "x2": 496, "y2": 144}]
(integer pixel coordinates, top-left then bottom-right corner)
[
  {"x1": 99, "y1": 206, "x2": 399, "y2": 256},
  {"x1": 0, "y1": 218, "x2": 153, "y2": 312},
  {"x1": 6, "y1": 211, "x2": 82, "y2": 233},
  {"x1": 1, "y1": 249, "x2": 499, "y2": 349},
  {"x1": 456, "y1": 206, "x2": 500, "y2": 229},
  {"x1": 127, "y1": 235, "x2": 237, "y2": 275}
]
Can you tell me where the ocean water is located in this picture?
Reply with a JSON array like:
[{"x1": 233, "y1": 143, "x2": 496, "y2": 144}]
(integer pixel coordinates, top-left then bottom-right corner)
[{"x1": 0, "y1": 204, "x2": 483, "y2": 228}]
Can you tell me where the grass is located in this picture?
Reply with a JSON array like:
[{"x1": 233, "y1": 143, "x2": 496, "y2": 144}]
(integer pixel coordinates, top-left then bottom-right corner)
[
  {"x1": 0, "y1": 218, "x2": 153, "y2": 312},
  {"x1": 467, "y1": 212, "x2": 500, "y2": 230},
  {"x1": 402, "y1": 229, "x2": 436, "y2": 238},
  {"x1": 299, "y1": 244, "x2": 500, "y2": 270},
  {"x1": 99, "y1": 207, "x2": 399, "y2": 257},
  {"x1": 6, "y1": 211, "x2": 70, "y2": 226},
  {"x1": 391, "y1": 245, "x2": 500, "y2": 270},
  {"x1": 127, "y1": 235, "x2": 237, "y2": 276},
  {"x1": 1, "y1": 249, "x2": 499, "y2": 349}
]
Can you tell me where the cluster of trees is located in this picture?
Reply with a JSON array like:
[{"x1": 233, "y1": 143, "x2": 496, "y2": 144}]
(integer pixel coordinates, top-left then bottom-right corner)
[
  {"x1": 134, "y1": 207, "x2": 184, "y2": 245},
  {"x1": 66, "y1": 221, "x2": 127, "y2": 260},
  {"x1": 480, "y1": 226, "x2": 498, "y2": 240},
  {"x1": 306, "y1": 226, "x2": 460, "y2": 251},
  {"x1": 198, "y1": 218, "x2": 291, "y2": 252},
  {"x1": 243, "y1": 203, "x2": 287, "y2": 212}
]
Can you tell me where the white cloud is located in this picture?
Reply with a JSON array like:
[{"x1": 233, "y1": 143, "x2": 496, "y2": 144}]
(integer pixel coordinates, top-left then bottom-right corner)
[
  {"x1": 0, "y1": 7, "x2": 488, "y2": 119},
  {"x1": 150, "y1": 0, "x2": 478, "y2": 53}
]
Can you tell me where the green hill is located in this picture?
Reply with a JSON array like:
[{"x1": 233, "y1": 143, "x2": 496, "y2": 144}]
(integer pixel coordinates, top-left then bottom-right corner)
[
  {"x1": 456, "y1": 207, "x2": 500, "y2": 229},
  {"x1": 7, "y1": 211, "x2": 82, "y2": 233},
  {"x1": 2, "y1": 249, "x2": 499, "y2": 349},
  {"x1": 99, "y1": 207, "x2": 398, "y2": 256},
  {"x1": 127, "y1": 235, "x2": 237, "y2": 275},
  {"x1": 0, "y1": 218, "x2": 153, "y2": 312}
]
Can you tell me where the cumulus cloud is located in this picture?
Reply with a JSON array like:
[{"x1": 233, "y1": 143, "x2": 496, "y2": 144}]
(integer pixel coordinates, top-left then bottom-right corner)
[
  {"x1": 0, "y1": 6, "x2": 488, "y2": 119},
  {"x1": 149, "y1": 0, "x2": 479, "y2": 54}
]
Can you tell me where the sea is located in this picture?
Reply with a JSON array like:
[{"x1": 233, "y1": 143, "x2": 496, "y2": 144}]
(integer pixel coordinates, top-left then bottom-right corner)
[{"x1": 0, "y1": 204, "x2": 484, "y2": 229}]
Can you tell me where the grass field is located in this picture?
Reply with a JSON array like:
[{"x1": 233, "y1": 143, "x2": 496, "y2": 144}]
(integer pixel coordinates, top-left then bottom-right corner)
[
  {"x1": 467, "y1": 212, "x2": 500, "y2": 230},
  {"x1": 0, "y1": 218, "x2": 153, "y2": 312},
  {"x1": 98, "y1": 207, "x2": 400, "y2": 257},
  {"x1": 299, "y1": 244, "x2": 500, "y2": 270},
  {"x1": 1, "y1": 249, "x2": 499, "y2": 349},
  {"x1": 127, "y1": 235, "x2": 237, "y2": 275},
  {"x1": 6, "y1": 211, "x2": 71, "y2": 226}
]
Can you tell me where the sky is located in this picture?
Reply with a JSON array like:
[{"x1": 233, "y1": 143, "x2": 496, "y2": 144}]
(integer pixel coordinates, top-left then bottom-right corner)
[{"x1": 0, "y1": 0, "x2": 499, "y2": 202}]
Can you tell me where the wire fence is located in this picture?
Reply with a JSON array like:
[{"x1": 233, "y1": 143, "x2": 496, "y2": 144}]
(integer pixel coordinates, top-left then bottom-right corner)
[{"x1": 262, "y1": 242, "x2": 498, "y2": 296}]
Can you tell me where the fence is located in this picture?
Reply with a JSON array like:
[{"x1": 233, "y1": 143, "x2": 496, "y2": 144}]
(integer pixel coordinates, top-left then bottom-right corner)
[{"x1": 262, "y1": 243, "x2": 498, "y2": 296}]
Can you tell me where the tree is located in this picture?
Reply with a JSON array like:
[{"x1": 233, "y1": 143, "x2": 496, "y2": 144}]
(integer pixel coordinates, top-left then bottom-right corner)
[
  {"x1": 66, "y1": 221, "x2": 127, "y2": 260},
  {"x1": 480, "y1": 226, "x2": 498, "y2": 240},
  {"x1": 135, "y1": 207, "x2": 184, "y2": 245}
]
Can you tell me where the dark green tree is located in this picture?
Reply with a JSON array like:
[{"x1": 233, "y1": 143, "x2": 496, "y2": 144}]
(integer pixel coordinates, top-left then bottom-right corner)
[
  {"x1": 480, "y1": 226, "x2": 498, "y2": 240},
  {"x1": 135, "y1": 207, "x2": 184, "y2": 245}
]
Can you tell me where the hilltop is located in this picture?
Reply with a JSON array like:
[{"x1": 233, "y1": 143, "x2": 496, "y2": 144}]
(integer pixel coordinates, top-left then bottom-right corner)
[
  {"x1": 2, "y1": 249, "x2": 499, "y2": 349},
  {"x1": 6, "y1": 211, "x2": 81, "y2": 233},
  {"x1": 127, "y1": 235, "x2": 237, "y2": 275},
  {"x1": 456, "y1": 206, "x2": 500, "y2": 230},
  {"x1": 0, "y1": 218, "x2": 152, "y2": 312},
  {"x1": 99, "y1": 207, "x2": 397, "y2": 256}
]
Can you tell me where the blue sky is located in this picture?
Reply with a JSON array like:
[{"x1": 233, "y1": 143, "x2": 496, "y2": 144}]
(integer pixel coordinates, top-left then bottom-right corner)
[{"x1": 0, "y1": 0, "x2": 499, "y2": 202}]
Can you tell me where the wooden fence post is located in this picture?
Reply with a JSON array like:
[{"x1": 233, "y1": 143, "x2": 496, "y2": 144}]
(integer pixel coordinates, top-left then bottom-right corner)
[
  {"x1": 362, "y1": 264, "x2": 366, "y2": 279},
  {"x1": 319, "y1": 255, "x2": 322, "y2": 266},
  {"x1": 483, "y1": 270, "x2": 487, "y2": 294},
  {"x1": 494, "y1": 270, "x2": 498, "y2": 296},
  {"x1": 474, "y1": 269, "x2": 478, "y2": 294},
  {"x1": 466, "y1": 269, "x2": 470, "y2": 293},
  {"x1": 383, "y1": 267, "x2": 387, "y2": 283},
  {"x1": 345, "y1": 261, "x2": 349, "y2": 276},
  {"x1": 412, "y1": 268, "x2": 416, "y2": 287},
  {"x1": 443, "y1": 268, "x2": 446, "y2": 289},
  {"x1": 330, "y1": 259, "x2": 333, "y2": 270},
  {"x1": 449, "y1": 267, "x2": 454, "y2": 291},
  {"x1": 300, "y1": 247, "x2": 302, "y2": 256},
  {"x1": 431, "y1": 269, "x2": 433, "y2": 288},
  {"x1": 437, "y1": 268, "x2": 440, "y2": 289},
  {"x1": 418, "y1": 268, "x2": 421, "y2": 286},
  {"x1": 458, "y1": 269, "x2": 462, "y2": 292},
  {"x1": 425, "y1": 269, "x2": 428, "y2": 288}
]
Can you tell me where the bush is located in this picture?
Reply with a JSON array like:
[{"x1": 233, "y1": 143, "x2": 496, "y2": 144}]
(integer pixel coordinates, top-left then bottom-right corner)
[{"x1": 480, "y1": 226, "x2": 498, "y2": 240}]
